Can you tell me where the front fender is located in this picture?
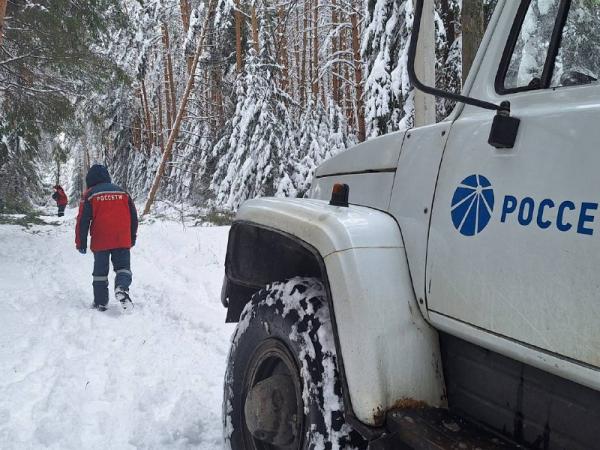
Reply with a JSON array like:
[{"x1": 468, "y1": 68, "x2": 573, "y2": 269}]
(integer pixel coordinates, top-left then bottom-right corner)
[{"x1": 233, "y1": 198, "x2": 446, "y2": 426}]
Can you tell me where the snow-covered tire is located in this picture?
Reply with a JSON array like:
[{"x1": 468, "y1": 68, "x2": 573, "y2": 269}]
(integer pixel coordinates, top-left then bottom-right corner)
[{"x1": 223, "y1": 277, "x2": 365, "y2": 450}]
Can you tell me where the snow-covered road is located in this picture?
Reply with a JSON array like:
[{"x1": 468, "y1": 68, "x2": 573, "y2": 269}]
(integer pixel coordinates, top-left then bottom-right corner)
[{"x1": 0, "y1": 209, "x2": 234, "y2": 449}]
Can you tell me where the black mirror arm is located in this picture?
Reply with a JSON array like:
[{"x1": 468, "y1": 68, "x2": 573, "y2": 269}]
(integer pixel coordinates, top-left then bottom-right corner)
[{"x1": 408, "y1": 0, "x2": 509, "y2": 114}]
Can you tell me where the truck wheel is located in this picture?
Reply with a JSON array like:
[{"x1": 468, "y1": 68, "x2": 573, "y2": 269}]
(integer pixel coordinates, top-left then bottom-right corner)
[{"x1": 223, "y1": 277, "x2": 364, "y2": 450}]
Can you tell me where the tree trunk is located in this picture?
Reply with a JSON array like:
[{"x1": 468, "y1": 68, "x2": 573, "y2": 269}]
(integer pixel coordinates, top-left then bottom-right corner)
[
  {"x1": 180, "y1": 0, "x2": 194, "y2": 73},
  {"x1": 201, "y1": 71, "x2": 209, "y2": 132},
  {"x1": 344, "y1": 56, "x2": 353, "y2": 127},
  {"x1": 0, "y1": 0, "x2": 7, "y2": 46},
  {"x1": 140, "y1": 80, "x2": 153, "y2": 150},
  {"x1": 439, "y1": 0, "x2": 456, "y2": 62},
  {"x1": 278, "y1": 6, "x2": 289, "y2": 93},
  {"x1": 83, "y1": 145, "x2": 91, "y2": 191},
  {"x1": 234, "y1": 0, "x2": 243, "y2": 72},
  {"x1": 350, "y1": 11, "x2": 365, "y2": 141},
  {"x1": 166, "y1": 43, "x2": 177, "y2": 125},
  {"x1": 162, "y1": 24, "x2": 174, "y2": 130},
  {"x1": 311, "y1": 0, "x2": 319, "y2": 103},
  {"x1": 162, "y1": 24, "x2": 177, "y2": 126},
  {"x1": 212, "y1": 68, "x2": 224, "y2": 128},
  {"x1": 338, "y1": 8, "x2": 345, "y2": 109},
  {"x1": 157, "y1": 86, "x2": 165, "y2": 152},
  {"x1": 180, "y1": 0, "x2": 191, "y2": 32},
  {"x1": 462, "y1": 0, "x2": 485, "y2": 84},
  {"x1": 339, "y1": 8, "x2": 353, "y2": 124},
  {"x1": 138, "y1": 91, "x2": 147, "y2": 146},
  {"x1": 133, "y1": 116, "x2": 142, "y2": 151},
  {"x1": 56, "y1": 160, "x2": 61, "y2": 186},
  {"x1": 331, "y1": 0, "x2": 340, "y2": 105},
  {"x1": 294, "y1": 6, "x2": 302, "y2": 102},
  {"x1": 301, "y1": 0, "x2": 308, "y2": 106},
  {"x1": 143, "y1": 0, "x2": 216, "y2": 217},
  {"x1": 251, "y1": 6, "x2": 259, "y2": 52}
]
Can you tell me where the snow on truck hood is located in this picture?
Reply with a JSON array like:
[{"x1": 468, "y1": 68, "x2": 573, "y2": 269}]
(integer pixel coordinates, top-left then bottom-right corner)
[{"x1": 315, "y1": 130, "x2": 406, "y2": 178}]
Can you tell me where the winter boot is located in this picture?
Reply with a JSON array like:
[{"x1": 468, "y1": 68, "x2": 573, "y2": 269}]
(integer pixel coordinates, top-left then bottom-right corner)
[
  {"x1": 92, "y1": 303, "x2": 107, "y2": 312},
  {"x1": 115, "y1": 286, "x2": 133, "y2": 311}
]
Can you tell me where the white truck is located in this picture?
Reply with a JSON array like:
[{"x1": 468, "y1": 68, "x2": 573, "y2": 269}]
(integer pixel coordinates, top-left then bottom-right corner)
[{"x1": 220, "y1": 1, "x2": 600, "y2": 448}]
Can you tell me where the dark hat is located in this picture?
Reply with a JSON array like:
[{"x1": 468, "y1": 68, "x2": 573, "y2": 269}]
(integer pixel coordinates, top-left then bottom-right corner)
[{"x1": 86, "y1": 165, "x2": 112, "y2": 188}]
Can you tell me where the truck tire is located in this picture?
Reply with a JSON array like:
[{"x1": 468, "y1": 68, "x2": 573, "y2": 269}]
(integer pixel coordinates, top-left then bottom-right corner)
[{"x1": 223, "y1": 277, "x2": 364, "y2": 450}]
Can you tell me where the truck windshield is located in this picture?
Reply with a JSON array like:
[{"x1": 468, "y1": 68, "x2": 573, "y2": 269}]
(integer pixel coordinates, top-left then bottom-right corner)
[
  {"x1": 550, "y1": 0, "x2": 600, "y2": 87},
  {"x1": 504, "y1": 0, "x2": 561, "y2": 90},
  {"x1": 502, "y1": 0, "x2": 600, "y2": 91}
]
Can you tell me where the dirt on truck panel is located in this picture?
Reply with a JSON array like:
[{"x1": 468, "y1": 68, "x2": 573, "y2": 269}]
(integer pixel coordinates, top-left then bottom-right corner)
[{"x1": 381, "y1": 408, "x2": 523, "y2": 450}]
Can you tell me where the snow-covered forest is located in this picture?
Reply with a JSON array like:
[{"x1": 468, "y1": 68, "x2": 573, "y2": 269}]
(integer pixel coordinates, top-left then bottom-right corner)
[
  {"x1": 0, "y1": 0, "x2": 500, "y2": 215},
  {"x1": 3, "y1": 1, "x2": 600, "y2": 449}
]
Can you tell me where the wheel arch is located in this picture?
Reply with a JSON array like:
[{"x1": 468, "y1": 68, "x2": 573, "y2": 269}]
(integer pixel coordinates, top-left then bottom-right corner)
[
  {"x1": 222, "y1": 220, "x2": 373, "y2": 436},
  {"x1": 222, "y1": 198, "x2": 446, "y2": 431},
  {"x1": 222, "y1": 221, "x2": 324, "y2": 323}
]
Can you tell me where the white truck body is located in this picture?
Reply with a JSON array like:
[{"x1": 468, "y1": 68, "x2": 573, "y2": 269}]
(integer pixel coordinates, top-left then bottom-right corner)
[{"x1": 310, "y1": 0, "x2": 600, "y2": 400}]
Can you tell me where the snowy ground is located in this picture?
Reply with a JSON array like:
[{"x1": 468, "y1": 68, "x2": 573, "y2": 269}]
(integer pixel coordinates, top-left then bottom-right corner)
[{"x1": 0, "y1": 207, "x2": 235, "y2": 449}]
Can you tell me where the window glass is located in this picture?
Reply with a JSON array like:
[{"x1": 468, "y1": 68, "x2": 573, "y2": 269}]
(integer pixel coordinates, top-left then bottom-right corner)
[
  {"x1": 551, "y1": 0, "x2": 600, "y2": 87},
  {"x1": 504, "y1": 0, "x2": 560, "y2": 90}
]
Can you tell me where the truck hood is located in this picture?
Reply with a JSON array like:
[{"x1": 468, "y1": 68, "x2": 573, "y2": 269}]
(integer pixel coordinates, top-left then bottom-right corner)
[{"x1": 315, "y1": 130, "x2": 406, "y2": 178}]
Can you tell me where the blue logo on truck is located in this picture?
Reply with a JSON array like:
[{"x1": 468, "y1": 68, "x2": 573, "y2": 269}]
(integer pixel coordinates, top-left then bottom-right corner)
[
  {"x1": 452, "y1": 175, "x2": 598, "y2": 237},
  {"x1": 451, "y1": 175, "x2": 495, "y2": 236}
]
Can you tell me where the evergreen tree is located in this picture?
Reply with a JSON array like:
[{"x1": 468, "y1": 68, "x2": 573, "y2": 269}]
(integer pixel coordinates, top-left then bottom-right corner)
[
  {"x1": 211, "y1": 3, "x2": 291, "y2": 210},
  {"x1": 362, "y1": 0, "x2": 414, "y2": 139},
  {"x1": 0, "y1": 0, "x2": 128, "y2": 210},
  {"x1": 283, "y1": 102, "x2": 354, "y2": 198}
]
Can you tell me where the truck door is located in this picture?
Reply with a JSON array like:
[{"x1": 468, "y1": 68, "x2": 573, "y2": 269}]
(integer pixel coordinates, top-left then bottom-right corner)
[{"x1": 426, "y1": 0, "x2": 600, "y2": 368}]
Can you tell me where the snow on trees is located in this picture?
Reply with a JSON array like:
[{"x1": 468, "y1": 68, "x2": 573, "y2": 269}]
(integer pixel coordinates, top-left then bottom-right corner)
[
  {"x1": 0, "y1": 0, "x2": 128, "y2": 211},
  {"x1": 210, "y1": 43, "x2": 290, "y2": 209},
  {"x1": 362, "y1": 0, "x2": 413, "y2": 138},
  {"x1": 0, "y1": 0, "x2": 515, "y2": 214}
]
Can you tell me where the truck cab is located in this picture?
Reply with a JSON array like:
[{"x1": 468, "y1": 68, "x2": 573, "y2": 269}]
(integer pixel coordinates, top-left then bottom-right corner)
[{"x1": 221, "y1": 1, "x2": 600, "y2": 449}]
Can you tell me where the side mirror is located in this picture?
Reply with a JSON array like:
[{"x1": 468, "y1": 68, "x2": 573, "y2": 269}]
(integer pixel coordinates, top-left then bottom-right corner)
[
  {"x1": 488, "y1": 101, "x2": 521, "y2": 149},
  {"x1": 408, "y1": 0, "x2": 520, "y2": 149}
]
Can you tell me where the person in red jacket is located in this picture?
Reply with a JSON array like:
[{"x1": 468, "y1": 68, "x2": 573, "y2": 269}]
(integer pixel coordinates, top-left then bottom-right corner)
[
  {"x1": 52, "y1": 185, "x2": 68, "y2": 217},
  {"x1": 76, "y1": 165, "x2": 138, "y2": 312}
]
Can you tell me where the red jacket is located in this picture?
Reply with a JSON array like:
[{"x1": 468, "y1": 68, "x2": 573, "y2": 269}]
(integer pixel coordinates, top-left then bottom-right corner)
[
  {"x1": 53, "y1": 187, "x2": 68, "y2": 206},
  {"x1": 75, "y1": 166, "x2": 138, "y2": 252}
]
